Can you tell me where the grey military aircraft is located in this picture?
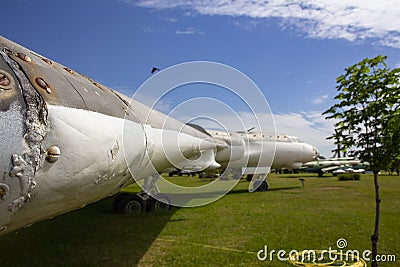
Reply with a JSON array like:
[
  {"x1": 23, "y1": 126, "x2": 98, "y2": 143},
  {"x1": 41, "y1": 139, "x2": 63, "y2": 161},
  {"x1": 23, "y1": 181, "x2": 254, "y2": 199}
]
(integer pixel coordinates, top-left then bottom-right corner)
[{"x1": 301, "y1": 157, "x2": 370, "y2": 177}]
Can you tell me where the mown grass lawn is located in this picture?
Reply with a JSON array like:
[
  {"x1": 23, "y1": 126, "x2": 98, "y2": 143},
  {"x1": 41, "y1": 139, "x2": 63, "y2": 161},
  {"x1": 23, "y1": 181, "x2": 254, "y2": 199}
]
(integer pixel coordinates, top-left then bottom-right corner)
[{"x1": 0, "y1": 173, "x2": 398, "y2": 266}]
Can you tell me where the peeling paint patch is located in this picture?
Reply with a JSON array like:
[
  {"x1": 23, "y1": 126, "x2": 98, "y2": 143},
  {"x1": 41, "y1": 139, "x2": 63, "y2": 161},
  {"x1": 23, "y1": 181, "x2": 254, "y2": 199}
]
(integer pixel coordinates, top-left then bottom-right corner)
[
  {"x1": 94, "y1": 173, "x2": 116, "y2": 185},
  {"x1": 8, "y1": 154, "x2": 36, "y2": 212},
  {"x1": 0, "y1": 102, "x2": 24, "y2": 170},
  {"x1": 0, "y1": 183, "x2": 10, "y2": 200},
  {"x1": 0, "y1": 48, "x2": 48, "y2": 215},
  {"x1": 110, "y1": 140, "x2": 119, "y2": 160}
]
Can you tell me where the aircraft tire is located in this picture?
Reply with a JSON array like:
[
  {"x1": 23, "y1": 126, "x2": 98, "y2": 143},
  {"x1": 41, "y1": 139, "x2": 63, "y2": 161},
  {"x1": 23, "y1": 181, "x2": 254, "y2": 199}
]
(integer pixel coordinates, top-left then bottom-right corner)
[
  {"x1": 119, "y1": 194, "x2": 144, "y2": 215},
  {"x1": 112, "y1": 193, "x2": 132, "y2": 213},
  {"x1": 254, "y1": 181, "x2": 268, "y2": 191},
  {"x1": 148, "y1": 194, "x2": 171, "y2": 212},
  {"x1": 259, "y1": 181, "x2": 269, "y2": 191}
]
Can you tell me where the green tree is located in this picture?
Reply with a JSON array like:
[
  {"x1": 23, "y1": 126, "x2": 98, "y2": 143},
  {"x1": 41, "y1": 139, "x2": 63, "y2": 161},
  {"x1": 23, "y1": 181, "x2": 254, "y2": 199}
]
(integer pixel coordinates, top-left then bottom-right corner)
[{"x1": 323, "y1": 55, "x2": 400, "y2": 267}]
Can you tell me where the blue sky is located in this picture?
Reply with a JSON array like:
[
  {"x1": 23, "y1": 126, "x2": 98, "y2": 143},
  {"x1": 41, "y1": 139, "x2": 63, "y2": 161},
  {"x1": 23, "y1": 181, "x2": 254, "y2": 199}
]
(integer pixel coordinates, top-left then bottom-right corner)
[{"x1": 2, "y1": 0, "x2": 400, "y2": 156}]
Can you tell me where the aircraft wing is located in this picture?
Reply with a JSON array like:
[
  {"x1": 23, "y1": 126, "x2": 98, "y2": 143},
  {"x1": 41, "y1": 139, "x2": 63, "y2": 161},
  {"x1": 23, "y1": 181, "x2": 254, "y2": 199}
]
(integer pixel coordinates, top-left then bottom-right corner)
[{"x1": 321, "y1": 166, "x2": 344, "y2": 172}]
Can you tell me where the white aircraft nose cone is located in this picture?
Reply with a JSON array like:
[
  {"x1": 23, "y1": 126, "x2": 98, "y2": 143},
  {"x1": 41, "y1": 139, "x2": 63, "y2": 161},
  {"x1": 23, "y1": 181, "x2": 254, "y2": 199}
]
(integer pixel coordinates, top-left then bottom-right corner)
[
  {"x1": 312, "y1": 145, "x2": 320, "y2": 158},
  {"x1": 303, "y1": 143, "x2": 319, "y2": 162}
]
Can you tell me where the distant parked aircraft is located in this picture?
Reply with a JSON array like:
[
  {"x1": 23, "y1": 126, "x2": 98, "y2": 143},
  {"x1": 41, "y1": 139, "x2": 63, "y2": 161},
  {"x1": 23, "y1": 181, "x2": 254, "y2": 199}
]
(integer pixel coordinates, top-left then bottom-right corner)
[
  {"x1": 205, "y1": 130, "x2": 319, "y2": 190},
  {"x1": 302, "y1": 157, "x2": 370, "y2": 177}
]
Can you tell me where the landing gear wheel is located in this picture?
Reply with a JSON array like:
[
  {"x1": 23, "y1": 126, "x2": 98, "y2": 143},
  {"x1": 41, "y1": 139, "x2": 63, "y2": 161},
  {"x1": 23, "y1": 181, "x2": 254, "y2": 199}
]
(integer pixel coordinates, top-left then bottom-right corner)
[
  {"x1": 147, "y1": 194, "x2": 171, "y2": 212},
  {"x1": 112, "y1": 193, "x2": 132, "y2": 213},
  {"x1": 253, "y1": 181, "x2": 269, "y2": 191},
  {"x1": 119, "y1": 194, "x2": 144, "y2": 215}
]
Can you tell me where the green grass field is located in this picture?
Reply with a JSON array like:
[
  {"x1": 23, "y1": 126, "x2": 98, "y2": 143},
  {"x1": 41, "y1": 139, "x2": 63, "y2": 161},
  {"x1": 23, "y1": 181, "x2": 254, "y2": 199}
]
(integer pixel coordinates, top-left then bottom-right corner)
[{"x1": 0, "y1": 173, "x2": 398, "y2": 266}]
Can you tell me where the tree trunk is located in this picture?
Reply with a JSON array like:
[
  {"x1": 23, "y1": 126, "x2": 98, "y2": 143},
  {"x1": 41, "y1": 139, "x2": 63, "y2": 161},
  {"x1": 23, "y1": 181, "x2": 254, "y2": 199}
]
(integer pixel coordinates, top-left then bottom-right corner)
[{"x1": 371, "y1": 170, "x2": 381, "y2": 267}]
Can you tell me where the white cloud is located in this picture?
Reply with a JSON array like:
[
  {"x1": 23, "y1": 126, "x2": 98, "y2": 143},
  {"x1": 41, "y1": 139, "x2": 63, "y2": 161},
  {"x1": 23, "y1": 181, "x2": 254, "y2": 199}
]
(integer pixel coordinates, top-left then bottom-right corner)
[
  {"x1": 176, "y1": 30, "x2": 196, "y2": 35},
  {"x1": 166, "y1": 17, "x2": 178, "y2": 23},
  {"x1": 132, "y1": 0, "x2": 400, "y2": 48},
  {"x1": 232, "y1": 18, "x2": 264, "y2": 31},
  {"x1": 273, "y1": 111, "x2": 335, "y2": 157},
  {"x1": 137, "y1": 25, "x2": 155, "y2": 33},
  {"x1": 175, "y1": 28, "x2": 205, "y2": 35},
  {"x1": 311, "y1": 94, "x2": 329, "y2": 105}
]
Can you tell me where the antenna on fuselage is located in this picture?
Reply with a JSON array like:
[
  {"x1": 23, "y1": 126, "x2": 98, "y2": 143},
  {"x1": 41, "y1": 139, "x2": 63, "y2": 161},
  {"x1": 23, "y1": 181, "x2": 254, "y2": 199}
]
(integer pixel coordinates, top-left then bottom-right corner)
[
  {"x1": 151, "y1": 67, "x2": 160, "y2": 74},
  {"x1": 247, "y1": 127, "x2": 255, "y2": 133},
  {"x1": 236, "y1": 127, "x2": 255, "y2": 134}
]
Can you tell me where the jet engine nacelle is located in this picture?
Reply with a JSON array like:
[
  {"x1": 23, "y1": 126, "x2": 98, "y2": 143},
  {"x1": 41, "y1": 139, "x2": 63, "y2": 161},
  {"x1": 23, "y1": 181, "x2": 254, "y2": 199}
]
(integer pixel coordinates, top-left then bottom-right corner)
[{"x1": 207, "y1": 130, "x2": 246, "y2": 163}]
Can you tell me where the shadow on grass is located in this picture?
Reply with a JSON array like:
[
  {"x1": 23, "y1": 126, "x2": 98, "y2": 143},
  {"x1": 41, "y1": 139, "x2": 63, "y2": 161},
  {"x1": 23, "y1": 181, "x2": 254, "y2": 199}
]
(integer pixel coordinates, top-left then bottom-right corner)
[
  {"x1": 228, "y1": 186, "x2": 301, "y2": 195},
  {"x1": 0, "y1": 196, "x2": 177, "y2": 266},
  {"x1": 0, "y1": 183, "x2": 302, "y2": 266},
  {"x1": 273, "y1": 173, "x2": 322, "y2": 178}
]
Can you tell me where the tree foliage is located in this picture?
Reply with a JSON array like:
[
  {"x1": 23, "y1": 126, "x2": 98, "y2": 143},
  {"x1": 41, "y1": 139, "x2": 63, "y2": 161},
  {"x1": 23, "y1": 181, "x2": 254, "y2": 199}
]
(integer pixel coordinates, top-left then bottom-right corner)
[{"x1": 324, "y1": 55, "x2": 400, "y2": 171}]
